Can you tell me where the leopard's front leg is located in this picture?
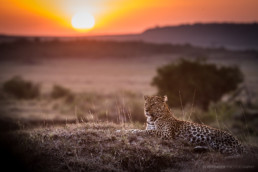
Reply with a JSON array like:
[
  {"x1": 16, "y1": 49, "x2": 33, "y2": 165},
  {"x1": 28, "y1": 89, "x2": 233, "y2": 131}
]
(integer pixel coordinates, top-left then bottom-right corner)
[
  {"x1": 146, "y1": 116, "x2": 155, "y2": 130},
  {"x1": 146, "y1": 129, "x2": 171, "y2": 139}
]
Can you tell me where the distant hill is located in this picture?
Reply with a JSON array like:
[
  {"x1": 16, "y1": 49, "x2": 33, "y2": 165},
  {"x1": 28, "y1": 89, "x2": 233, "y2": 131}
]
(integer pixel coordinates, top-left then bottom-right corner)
[
  {"x1": 141, "y1": 23, "x2": 258, "y2": 50},
  {"x1": 89, "y1": 23, "x2": 258, "y2": 50}
]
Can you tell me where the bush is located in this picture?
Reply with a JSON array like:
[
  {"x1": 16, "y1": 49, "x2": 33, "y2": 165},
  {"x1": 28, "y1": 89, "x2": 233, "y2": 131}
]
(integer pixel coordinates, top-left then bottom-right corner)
[
  {"x1": 3, "y1": 76, "x2": 40, "y2": 99},
  {"x1": 50, "y1": 85, "x2": 72, "y2": 99},
  {"x1": 152, "y1": 58, "x2": 243, "y2": 110}
]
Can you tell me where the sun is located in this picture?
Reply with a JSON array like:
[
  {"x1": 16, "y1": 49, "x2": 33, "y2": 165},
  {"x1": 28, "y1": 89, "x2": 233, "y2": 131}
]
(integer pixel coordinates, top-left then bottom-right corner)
[{"x1": 71, "y1": 12, "x2": 95, "y2": 31}]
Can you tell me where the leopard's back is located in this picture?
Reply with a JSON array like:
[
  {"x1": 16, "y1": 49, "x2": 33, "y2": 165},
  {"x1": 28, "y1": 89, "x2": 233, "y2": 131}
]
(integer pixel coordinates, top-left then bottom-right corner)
[{"x1": 176, "y1": 121, "x2": 243, "y2": 154}]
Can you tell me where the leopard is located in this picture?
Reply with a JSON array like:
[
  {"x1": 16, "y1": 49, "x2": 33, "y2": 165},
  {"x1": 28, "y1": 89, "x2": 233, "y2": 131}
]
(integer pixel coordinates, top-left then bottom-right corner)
[{"x1": 143, "y1": 95, "x2": 243, "y2": 155}]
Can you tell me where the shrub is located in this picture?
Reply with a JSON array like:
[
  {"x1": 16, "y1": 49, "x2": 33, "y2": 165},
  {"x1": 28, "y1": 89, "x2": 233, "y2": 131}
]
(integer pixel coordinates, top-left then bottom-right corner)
[
  {"x1": 3, "y1": 76, "x2": 40, "y2": 99},
  {"x1": 50, "y1": 85, "x2": 72, "y2": 99},
  {"x1": 152, "y1": 58, "x2": 244, "y2": 110}
]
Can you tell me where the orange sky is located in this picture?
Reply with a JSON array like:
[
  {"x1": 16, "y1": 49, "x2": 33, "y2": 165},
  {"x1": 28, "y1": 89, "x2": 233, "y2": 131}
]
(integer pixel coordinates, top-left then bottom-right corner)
[{"x1": 0, "y1": 0, "x2": 257, "y2": 36}]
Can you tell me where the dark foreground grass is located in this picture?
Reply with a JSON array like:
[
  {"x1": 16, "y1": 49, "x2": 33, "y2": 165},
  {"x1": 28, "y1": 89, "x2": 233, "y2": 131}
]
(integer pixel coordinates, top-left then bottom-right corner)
[{"x1": 0, "y1": 122, "x2": 258, "y2": 172}]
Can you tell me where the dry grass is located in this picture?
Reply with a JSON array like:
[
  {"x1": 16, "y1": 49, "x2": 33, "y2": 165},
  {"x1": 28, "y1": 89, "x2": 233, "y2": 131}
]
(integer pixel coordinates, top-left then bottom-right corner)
[
  {"x1": 0, "y1": 91, "x2": 146, "y2": 127},
  {"x1": 1, "y1": 122, "x2": 257, "y2": 172}
]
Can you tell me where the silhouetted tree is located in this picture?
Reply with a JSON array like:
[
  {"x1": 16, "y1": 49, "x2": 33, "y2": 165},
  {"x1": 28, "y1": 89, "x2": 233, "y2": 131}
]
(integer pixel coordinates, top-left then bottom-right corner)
[{"x1": 152, "y1": 59, "x2": 243, "y2": 110}]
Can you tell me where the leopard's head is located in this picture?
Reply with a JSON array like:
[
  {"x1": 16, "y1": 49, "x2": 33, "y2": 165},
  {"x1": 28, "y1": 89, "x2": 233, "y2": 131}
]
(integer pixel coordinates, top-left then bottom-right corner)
[{"x1": 144, "y1": 95, "x2": 168, "y2": 121}]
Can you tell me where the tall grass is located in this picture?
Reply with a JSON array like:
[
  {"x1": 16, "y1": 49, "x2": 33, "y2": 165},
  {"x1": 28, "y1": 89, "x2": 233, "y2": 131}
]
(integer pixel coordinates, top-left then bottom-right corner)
[{"x1": 49, "y1": 90, "x2": 145, "y2": 124}]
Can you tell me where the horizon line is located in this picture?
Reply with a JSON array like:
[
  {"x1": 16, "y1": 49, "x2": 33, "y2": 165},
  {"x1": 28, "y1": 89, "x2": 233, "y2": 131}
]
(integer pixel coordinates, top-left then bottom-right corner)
[{"x1": 0, "y1": 21, "x2": 257, "y2": 38}]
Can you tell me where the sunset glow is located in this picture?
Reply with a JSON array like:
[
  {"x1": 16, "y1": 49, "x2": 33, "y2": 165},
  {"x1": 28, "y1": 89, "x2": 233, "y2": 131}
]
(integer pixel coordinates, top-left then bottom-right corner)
[
  {"x1": 0, "y1": 0, "x2": 258, "y2": 36},
  {"x1": 71, "y1": 12, "x2": 95, "y2": 31}
]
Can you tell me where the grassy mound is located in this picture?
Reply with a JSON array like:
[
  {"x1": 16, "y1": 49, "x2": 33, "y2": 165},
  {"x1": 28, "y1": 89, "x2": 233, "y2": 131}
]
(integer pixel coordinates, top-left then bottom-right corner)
[{"x1": 1, "y1": 122, "x2": 257, "y2": 172}]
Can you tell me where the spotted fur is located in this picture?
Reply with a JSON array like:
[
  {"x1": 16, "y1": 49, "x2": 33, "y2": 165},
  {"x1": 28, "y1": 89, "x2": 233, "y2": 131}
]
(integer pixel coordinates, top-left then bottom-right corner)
[{"x1": 144, "y1": 95, "x2": 243, "y2": 155}]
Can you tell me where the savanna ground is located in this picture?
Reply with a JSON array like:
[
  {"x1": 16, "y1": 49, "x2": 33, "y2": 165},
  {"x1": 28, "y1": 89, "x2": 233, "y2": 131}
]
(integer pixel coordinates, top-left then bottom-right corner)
[
  {"x1": 0, "y1": 41, "x2": 258, "y2": 171},
  {"x1": 1, "y1": 122, "x2": 258, "y2": 172}
]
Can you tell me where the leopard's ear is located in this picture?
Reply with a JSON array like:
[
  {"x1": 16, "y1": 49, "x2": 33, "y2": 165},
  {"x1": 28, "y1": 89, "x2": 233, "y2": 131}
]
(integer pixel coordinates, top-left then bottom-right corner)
[
  {"x1": 144, "y1": 95, "x2": 149, "y2": 100},
  {"x1": 163, "y1": 95, "x2": 168, "y2": 102}
]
